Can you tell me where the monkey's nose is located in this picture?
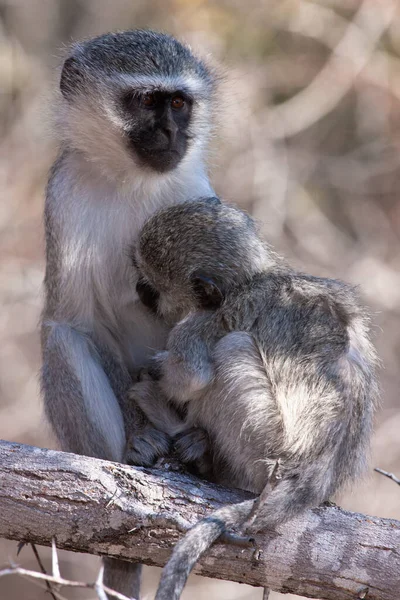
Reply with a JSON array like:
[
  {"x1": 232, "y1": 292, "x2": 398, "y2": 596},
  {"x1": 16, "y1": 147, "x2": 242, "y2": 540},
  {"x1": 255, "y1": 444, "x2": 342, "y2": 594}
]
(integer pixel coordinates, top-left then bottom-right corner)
[{"x1": 162, "y1": 120, "x2": 178, "y2": 144}]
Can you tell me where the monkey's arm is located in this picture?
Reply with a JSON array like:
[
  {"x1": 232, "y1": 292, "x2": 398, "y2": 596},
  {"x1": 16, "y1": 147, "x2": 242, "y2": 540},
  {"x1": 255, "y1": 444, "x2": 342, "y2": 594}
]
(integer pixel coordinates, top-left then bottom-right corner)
[{"x1": 157, "y1": 313, "x2": 218, "y2": 403}]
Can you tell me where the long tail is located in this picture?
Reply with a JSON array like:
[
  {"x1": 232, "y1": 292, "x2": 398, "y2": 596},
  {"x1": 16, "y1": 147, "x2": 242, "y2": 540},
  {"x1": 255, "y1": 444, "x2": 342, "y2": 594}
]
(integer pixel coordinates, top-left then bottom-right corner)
[
  {"x1": 155, "y1": 499, "x2": 254, "y2": 600},
  {"x1": 155, "y1": 455, "x2": 343, "y2": 600},
  {"x1": 244, "y1": 457, "x2": 334, "y2": 534}
]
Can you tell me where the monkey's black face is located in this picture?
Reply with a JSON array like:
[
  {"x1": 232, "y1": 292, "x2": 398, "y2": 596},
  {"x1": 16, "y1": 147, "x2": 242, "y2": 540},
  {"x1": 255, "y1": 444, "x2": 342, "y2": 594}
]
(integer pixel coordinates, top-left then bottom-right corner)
[
  {"x1": 135, "y1": 265, "x2": 224, "y2": 323},
  {"x1": 122, "y1": 90, "x2": 193, "y2": 173}
]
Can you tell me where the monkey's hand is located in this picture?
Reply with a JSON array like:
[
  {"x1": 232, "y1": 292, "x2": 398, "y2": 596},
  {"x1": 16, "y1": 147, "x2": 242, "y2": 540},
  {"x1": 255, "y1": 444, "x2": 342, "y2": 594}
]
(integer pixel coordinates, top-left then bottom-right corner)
[{"x1": 139, "y1": 342, "x2": 214, "y2": 405}]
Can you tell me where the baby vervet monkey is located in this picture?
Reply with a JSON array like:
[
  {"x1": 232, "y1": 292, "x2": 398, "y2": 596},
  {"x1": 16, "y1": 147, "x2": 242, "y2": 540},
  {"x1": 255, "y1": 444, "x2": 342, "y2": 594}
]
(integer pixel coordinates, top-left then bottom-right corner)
[{"x1": 130, "y1": 198, "x2": 379, "y2": 600}]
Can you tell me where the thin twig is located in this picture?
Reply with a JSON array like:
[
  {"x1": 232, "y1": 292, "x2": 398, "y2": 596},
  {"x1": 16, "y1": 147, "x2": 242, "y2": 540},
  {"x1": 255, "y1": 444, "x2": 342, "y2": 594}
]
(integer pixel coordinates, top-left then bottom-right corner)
[
  {"x1": 19, "y1": 572, "x2": 70, "y2": 600},
  {"x1": 16, "y1": 542, "x2": 26, "y2": 556},
  {"x1": 51, "y1": 538, "x2": 61, "y2": 579},
  {"x1": 106, "y1": 488, "x2": 119, "y2": 508},
  {"x1": 374, "y1": 467, "x2": 400, "y2": 486},
  {"x1": 30, "y1": 543, "x2": 58, "y2": 600},
  {"x1": 95, "y1": 564, "x2": 109, "y2": 600},
  {"x1": 0, "y1": 565, "x2": 135, "y2": 600}
]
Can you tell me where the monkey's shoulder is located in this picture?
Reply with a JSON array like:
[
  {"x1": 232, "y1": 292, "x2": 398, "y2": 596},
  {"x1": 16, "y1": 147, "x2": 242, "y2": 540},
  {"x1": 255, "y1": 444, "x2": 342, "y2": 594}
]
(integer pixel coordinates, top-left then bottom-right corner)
[{"x1": 220, "y1": 270, "x2": 361, "y2": 353}]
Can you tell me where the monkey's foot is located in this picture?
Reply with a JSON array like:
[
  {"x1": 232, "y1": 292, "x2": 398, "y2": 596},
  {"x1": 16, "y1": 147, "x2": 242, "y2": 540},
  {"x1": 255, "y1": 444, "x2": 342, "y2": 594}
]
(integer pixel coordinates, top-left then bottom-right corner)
[
  {"x1": 125, "y1": 426, "x2": 171, "y2": 467},
  {"x1": 173, "y1": 428, "x2": 213, "y2": 478}
]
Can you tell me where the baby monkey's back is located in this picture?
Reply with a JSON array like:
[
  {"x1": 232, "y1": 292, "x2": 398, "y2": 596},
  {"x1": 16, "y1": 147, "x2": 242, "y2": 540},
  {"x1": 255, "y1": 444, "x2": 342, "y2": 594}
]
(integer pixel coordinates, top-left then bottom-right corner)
[{"x1": 134, "y1": 197, "x2": 378, "y2": 528}]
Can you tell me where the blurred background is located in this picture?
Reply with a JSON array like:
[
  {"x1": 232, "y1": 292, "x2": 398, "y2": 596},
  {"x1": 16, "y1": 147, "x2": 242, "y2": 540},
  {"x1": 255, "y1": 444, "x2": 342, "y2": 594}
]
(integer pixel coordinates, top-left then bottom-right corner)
[{"x1": 1, "y1": 0, "x2": 400, "y2": 598}]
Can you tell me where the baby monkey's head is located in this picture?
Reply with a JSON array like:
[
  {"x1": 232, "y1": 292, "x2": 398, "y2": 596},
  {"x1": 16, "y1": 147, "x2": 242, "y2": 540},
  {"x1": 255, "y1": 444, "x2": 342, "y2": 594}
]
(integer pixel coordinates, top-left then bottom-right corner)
[{"x1": 134, "y1": 198, "x2": 272, "y2": 322}]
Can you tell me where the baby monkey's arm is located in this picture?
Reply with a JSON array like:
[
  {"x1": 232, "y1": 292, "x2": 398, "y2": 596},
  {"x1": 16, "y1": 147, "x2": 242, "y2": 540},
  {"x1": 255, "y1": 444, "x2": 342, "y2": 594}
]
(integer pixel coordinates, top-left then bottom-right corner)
[
  {"x1": 129, "y1": 374, "x2": 186, "y2": 437},
  {"x1": 156, "y1": 312, "x2": 219, "y2": 403}
]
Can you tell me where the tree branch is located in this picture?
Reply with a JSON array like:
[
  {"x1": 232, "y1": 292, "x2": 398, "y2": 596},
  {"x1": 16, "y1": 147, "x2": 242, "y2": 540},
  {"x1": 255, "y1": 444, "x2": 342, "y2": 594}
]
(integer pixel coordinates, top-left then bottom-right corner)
[
  {"x1": 375, "y1": 467, "x2": 400, "y2": 486},
  {"x1": 0, "y1": 440, "x2": 399, "y2": 600}
]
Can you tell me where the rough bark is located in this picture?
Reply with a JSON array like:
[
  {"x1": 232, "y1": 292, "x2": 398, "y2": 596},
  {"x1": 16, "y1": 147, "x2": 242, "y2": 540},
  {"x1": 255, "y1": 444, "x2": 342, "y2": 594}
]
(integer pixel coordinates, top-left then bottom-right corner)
[{"x1": 0, "y1": 440, "x2": 399, "y2": 600}]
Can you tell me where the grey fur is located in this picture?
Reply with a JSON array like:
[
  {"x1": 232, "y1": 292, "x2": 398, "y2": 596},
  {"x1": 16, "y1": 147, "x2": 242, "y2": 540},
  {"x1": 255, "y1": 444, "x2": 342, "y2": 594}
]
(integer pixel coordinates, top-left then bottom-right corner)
[
  {"x1": 60, "y1": 30, "x2": 214, "y2": 94},
  {"x1": 128, "y1": 200, "x2": 379, "y2": 600},
  {"x1": 41, "y1": 31, "x2": 216, "y2": 599}
]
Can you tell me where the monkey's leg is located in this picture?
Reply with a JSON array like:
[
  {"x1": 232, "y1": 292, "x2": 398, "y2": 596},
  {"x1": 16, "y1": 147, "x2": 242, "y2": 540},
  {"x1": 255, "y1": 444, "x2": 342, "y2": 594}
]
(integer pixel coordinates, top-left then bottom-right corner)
[
  {"x1": 42, "y1": 322, "x2": 142, "y2": 598},
  {"x1": 128, "y1": 379, "x2": 187, "y2": 438},
  {"x1": 42, "y1": 322, "x2": 126, "y2": 461}
]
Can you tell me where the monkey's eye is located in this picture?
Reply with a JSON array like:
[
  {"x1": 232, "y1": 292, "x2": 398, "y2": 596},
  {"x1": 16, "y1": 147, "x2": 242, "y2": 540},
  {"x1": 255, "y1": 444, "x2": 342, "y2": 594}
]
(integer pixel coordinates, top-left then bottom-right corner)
[
  {"x1": 171, "y1": 95, "x2": 185, "y2": 109},
  {"x1": 142, "y1": 93, "x2": 157, "y2": 108}
]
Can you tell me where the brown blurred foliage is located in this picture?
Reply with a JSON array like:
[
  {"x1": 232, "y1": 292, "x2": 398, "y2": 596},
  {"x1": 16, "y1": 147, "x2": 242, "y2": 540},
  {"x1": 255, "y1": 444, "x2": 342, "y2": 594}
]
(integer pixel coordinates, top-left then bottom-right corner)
[{"x1": 1, "y1": 1, "x2": 400, "y2": 598}]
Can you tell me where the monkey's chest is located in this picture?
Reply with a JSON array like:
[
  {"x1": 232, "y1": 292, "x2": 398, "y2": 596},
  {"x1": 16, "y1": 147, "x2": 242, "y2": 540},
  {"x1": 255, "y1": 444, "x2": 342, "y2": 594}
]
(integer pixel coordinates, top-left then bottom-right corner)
[
  {"x1": 63, "y1": 190, "x2": 168, "y2": 368},
  {"x1": 93, "y1": 267, "x2": 167, "y2": 372}
]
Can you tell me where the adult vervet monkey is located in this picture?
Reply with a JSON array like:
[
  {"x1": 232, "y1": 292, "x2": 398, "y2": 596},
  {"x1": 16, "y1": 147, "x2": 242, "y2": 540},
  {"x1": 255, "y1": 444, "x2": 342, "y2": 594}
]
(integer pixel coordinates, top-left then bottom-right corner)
[
  {"x1": 41, "y1": 30, "x2": 217, "y2": 598},
  {"x1": 128, "y1": 199, "x2": 379, "y2": 600}
]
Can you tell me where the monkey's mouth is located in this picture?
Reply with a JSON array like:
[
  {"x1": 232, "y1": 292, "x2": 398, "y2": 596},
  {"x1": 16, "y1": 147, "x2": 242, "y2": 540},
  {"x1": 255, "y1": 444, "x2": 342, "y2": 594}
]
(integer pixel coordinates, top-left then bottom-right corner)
[
  {"x1": 134, "y1": 146, "x2": 186, "y2": 173},
  {"x1": 126, "y1": 129, "x2": 188, "y2": 172}
]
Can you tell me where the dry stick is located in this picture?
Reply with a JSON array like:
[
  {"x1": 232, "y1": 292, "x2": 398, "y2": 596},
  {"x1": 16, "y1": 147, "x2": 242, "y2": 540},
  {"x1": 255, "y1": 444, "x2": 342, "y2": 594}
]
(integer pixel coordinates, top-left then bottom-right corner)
[
  {"x1": 30, "y1": 543, "x2": 58, "y2": 600},
  {"x1": 51, "y1": 538, "x2": 61, "y2": 579},
  {"x1": 19, "y1": 573, "x2": 70, "y2": 600},
  {"x1": 95, "y1": 564, "x2": 109, "y2": 600},
  {"x1": 5, "y1": 538, "x2": 134, "y2": 600},
  {"x1": 0, "y1": 565, "x2": 135, "y2": 600},
  {"x1": 262, "y1": 589, "x2": 270, "y2": 600},
  {"x1": 375, "y1": 467, "x2": 400, "y2": 486}
]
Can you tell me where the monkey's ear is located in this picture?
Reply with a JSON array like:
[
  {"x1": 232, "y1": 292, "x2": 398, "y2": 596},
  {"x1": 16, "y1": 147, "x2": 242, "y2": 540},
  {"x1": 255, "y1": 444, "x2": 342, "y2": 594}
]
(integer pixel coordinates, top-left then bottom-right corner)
[
  {"x1": 60, "y1": 56, "x2": 85, "y2": 99},
  {"x1": 191, "y1": 272, "x2": 224, "y2": 309}
]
